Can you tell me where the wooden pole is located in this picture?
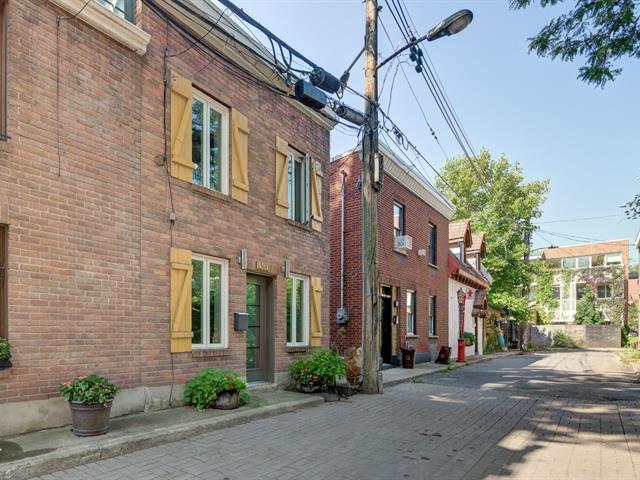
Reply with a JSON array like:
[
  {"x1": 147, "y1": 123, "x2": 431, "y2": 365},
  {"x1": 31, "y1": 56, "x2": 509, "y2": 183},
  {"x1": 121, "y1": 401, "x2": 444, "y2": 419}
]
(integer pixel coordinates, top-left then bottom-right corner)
[{"x1": 361, "y1": 0, "x2": 381, "y2": 394}]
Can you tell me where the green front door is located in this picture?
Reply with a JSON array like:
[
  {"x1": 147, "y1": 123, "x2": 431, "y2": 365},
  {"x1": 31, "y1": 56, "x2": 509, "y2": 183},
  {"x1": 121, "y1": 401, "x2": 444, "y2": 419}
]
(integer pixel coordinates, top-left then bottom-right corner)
[{"x1": 246, "y1": 275, "x2": 270, "y2": 382}]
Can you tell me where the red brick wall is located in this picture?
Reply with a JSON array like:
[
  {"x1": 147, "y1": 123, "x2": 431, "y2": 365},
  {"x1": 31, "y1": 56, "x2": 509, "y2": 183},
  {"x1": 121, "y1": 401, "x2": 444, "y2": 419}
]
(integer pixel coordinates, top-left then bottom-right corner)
[
  {"x1": 329, "y1": 152, "x2": 362, "y2": 354},
  {"x1": 329, "y1": 151, "x2": 450, "y2": 358},
  {"x1": 0, "y1": 0, "x2": 331, "y2": 403},
  {"x1": 378, "y1": 167, "x2": 450, "y2": 355}
]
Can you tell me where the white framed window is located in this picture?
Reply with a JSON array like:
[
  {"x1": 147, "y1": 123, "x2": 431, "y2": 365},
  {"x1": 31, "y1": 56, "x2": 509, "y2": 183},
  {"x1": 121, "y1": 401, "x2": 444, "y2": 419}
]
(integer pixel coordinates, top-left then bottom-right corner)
[
  {"x1": 286, "y1": 274, "x2": 309, "y2": 346},
  {"x1": 562, "y1": 257, "x2": 576, "y2": 269},
  {"x1": 393, "y1": 202, "x2": 405, "y2": 239},
  {"x1": 596, "y1": 285, "x2": 613, "y2": 299},
  {"x1": 97, "y1": 0, "x2": 135, "y2": 22},
  {"x1": 428, "y1": 296, "x2": 437, "y2": 335},
  {"x1": 577, "y1": 256, "x2": 590, "y2": 268},
  {"x1": 191, "y1": 254, "x2": 228, "y2": 349},
  {"x1": 406, "y1": 290, "x2": 416, "y2": 335},
  {"x1": 192, "y1": 90, "x2": 229, "y2": 194},
  {"x1": 287, "y1": 149, "x2": 310, "y2": 224},
  {"x1": 605, "y1": 252, "x2": 622, "y2": 266}
]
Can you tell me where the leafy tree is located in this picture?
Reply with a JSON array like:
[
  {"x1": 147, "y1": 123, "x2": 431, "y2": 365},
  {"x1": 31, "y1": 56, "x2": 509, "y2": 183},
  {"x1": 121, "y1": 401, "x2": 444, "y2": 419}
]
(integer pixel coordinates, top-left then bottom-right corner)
[
  {"x1": 574, "y1": 285, "x2": 604, "y2": 324},
  {"x1": 623, "y1": 193, "x2": 640, "y2": 219},
  {"x1": 531, "y1": 261, "x2": 559, "y2": 324},
  {"x1": 436, "y1": 149, "x2": 550, "y2": 320},
  {"x1": 509, "y1": 0, "x2": 640, "y2": 87}
]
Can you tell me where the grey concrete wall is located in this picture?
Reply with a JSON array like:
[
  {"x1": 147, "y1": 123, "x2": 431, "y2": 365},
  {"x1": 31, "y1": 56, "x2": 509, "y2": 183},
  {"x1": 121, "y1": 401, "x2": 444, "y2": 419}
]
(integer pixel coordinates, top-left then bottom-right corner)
[{"x1": 529, "y1": 324, "x2": 621, "y2": 348}]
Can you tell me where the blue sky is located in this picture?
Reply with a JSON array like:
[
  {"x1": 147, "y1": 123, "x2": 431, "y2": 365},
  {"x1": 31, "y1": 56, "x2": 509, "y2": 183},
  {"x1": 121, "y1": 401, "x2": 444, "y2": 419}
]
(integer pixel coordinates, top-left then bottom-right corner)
[{"x1": 226, "y1": 0, "x2": 640, "y2": 263}]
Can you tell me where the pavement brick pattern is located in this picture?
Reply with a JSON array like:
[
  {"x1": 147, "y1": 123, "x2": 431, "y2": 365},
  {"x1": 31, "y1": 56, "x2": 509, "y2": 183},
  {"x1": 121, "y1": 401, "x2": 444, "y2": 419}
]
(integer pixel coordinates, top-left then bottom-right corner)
[{"x1": 33, "y1": 351, "x2": 640, "y2": 480}]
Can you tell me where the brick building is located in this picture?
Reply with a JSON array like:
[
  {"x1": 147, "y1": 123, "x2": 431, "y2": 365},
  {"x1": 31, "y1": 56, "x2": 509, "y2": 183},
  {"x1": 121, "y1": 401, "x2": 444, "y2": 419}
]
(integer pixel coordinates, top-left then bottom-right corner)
[
  {"x1": 537, "y1": 240, "x2": 630, "y2": 324},
  {"x1": 0, "y1": 0, "x2": 335, "y2": 435},
  {"x1": 447, "y1": 220, "x2": 490, "y2": 361},
  {"x1": 329, "y1": 145, "x2": 454, "y2": 366}
]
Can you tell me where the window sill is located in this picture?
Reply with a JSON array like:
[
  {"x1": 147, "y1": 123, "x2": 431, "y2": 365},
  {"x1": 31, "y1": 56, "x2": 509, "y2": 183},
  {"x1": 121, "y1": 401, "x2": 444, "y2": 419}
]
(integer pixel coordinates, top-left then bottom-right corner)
[
  {"x1": 192, "y1": 348, "x2": 230, "y2": 358},
  {"x1": 49, "y1": 0, "x2": 151, "y2": 55},
  {"x1": 285, "y1": 346, "x2": 310, "y2": 353},
  {"x1": 428, "y1": 263, "x2": 439, "y2": 270},
  {"x1": 428, "y1": 334, "x2": 439, "y2": 340},
  {"x1": 287, "y1": 219, "x2": 313, "y2": 233},
  {"x1": 405, "y1": 334, "x2": 419, "y2": 340},
  {"x1": 394, "y1": 248, "x2": 409, "y2": 256},
  {"x1": 191, "y1": 184, "x2": 231, "y2": 203}
]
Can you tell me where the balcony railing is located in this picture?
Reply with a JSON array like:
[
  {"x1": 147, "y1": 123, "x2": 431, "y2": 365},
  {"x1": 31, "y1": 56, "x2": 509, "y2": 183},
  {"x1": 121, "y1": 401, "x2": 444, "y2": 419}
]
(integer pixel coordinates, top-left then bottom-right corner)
[{"x1": 96, "y1": 0, "x2": 135, "y2": 23}]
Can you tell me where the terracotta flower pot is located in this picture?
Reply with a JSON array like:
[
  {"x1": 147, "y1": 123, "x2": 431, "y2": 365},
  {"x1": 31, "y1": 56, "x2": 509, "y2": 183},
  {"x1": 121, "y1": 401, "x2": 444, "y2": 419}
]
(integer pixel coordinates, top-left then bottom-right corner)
[
  {"x1": 346, "y1": 367, "x2": 361, "y2": 386},
  {"x1": 69, "y1": 400, "x2": 113, "y2": 437},
  {"x1": 211, "y1": 390, "x2": 240, "y2": 410}
]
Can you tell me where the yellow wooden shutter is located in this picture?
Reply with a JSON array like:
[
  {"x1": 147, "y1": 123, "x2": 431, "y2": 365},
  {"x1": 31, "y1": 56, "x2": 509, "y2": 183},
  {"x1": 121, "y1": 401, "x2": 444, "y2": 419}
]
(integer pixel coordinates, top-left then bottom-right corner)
[
  {"x1": 275, "y1": 136, "x2": 289, "y2": 218},
  {"x1": 170, "y1": 71, "x2": 193, "y2": 183},
  {"x1": 170, "y1": 247, "x2": 193, "y2": 353},
  {"x1": 310, "y1": 157, "x2": 323, "y2": 232},
  {"x1": 310, "y1": 276, "x2": 323, "y2": 347},
  {"x1": 231, "y1": 109, "x2": 250, "y2": 203}
]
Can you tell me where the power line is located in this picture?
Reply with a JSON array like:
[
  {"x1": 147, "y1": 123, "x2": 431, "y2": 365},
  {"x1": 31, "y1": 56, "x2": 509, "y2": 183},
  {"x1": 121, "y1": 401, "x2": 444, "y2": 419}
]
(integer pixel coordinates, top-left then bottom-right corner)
[{"x1": 536, "y1": 214, "x2": 625, "y2": 224}]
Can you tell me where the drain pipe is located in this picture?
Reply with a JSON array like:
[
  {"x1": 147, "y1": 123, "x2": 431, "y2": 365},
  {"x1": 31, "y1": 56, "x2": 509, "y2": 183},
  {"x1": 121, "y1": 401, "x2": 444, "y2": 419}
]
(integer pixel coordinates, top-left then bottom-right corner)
[{"x1": 336, "y1": 171, "x2": 348, "y2": 324}]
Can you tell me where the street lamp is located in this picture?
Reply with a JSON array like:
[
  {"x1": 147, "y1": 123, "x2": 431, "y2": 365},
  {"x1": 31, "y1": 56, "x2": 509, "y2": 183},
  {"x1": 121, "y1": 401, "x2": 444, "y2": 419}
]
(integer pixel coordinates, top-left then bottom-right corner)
[
  {"x1": 377, "y1": 9, "x2": 473, "y2": 70},
  {"x1": 457, "y1": 288, "x2": 467, "y2": 363}
]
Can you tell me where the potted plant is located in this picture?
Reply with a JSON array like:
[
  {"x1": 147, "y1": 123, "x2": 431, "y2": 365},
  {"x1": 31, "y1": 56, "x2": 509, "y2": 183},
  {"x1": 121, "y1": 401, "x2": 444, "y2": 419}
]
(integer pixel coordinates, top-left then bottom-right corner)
[
  {"x1": 59, "y1": 375, "x2": 119, "y2": 437},
  {"x1": 290, "y1": 348, "x2": 346, "y2": 393},
  {"x1": 0, "y1": 338, "x2": 12, "y2": 369},
  {"x1": 464, "y1": 332, "x2": 476, "y2": 347},
  {"x1": 183, "y1": 368, "x2": 249, "y2": 412}
]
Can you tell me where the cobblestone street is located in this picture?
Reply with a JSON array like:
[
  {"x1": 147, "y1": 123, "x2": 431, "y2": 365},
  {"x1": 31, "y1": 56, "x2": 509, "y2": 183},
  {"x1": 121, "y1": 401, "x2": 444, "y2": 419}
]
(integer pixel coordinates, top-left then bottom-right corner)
[{"x1": 34, "y1": 350, "x2": 640, "y2": 480}]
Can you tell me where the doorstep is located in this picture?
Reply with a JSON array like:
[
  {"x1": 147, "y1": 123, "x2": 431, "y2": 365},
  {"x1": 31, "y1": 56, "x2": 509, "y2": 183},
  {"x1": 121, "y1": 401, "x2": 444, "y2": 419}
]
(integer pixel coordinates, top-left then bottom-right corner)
[{"x1": 0, "y1": 390, "x2": 323, "y2": 480}]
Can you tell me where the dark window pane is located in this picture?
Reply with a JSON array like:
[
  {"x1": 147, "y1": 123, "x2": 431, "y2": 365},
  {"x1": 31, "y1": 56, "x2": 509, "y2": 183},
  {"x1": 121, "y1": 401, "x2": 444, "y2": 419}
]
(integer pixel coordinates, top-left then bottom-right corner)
[
  {"x1": 191, "y1": 259, "x2": 203, "y2": 344},
  {"x1": 192, "y1": 100, "x2": 204, "y2": 186},
  {"x1": 286, "y1": 278, "x2": 293, "y2": 343},
  {"x1": 209, "y1": 107, "x2": 223, "y2": 191},
  {"x1": 295, "y1": 278, "x2": 304, "y2": 343},
  {"x1": 209, "y1": 262, "x2": 222, "y2": 344}
]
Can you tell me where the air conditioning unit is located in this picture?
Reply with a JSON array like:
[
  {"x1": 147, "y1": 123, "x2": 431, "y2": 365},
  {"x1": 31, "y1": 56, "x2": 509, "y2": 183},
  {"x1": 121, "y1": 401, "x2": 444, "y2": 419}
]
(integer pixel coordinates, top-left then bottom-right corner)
[{"x1": 394, "y1": 235, "x2": 413, "y2": 252}]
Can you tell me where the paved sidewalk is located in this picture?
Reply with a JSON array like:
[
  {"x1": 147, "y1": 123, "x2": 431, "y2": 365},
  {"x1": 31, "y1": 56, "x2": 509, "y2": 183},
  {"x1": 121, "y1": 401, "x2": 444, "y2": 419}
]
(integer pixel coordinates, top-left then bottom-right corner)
[
  {"x1": 381, "y1": 350, "x2": 522, "y2": 387},
  {"x1": 25, "y1": 350, "x2": 640, "y2": 480},
  {"x1": 0, "y1": 390, "x2": 323, "y2": 480}
]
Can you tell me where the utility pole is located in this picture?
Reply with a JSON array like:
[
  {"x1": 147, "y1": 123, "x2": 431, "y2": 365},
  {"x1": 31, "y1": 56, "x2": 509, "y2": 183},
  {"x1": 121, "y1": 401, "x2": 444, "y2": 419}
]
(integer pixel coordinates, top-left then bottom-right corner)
[{"x1": 361, "y1": 0, "x2": 381, "y2": 394}]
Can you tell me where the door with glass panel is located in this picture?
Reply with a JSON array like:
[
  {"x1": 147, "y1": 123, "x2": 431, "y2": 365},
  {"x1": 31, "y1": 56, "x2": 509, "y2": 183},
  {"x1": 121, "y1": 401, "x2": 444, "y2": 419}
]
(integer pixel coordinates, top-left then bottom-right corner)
[{"x1": 246, "y1": 275, "x2": 271, "y2": 382}]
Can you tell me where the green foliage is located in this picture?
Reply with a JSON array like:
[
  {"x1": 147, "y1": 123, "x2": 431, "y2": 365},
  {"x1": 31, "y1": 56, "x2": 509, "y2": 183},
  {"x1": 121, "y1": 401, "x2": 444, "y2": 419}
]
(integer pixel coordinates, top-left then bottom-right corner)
[
  {"x1": 59, "y1": 375, "x2": 120, "y2": 405},
  {"x1": 624, "y1": 194, "x2": 640, "y2": 219},
  {"x1": 484, "y1": 321, "x2": 502, "y2": 354},
  {"x1": 239, "y1": 390, "x2": 250, "y2": 407},
  {"x1": 0, "y1": 338, "x2": 10, "y2": 360},
  {"x1": 573, "y1": 285, "x2": 605, "y2": 325},
  {"x1": 436, "y1": 150, "x2": 549, "y2": 321},
  {"x1": 289, "y1": 348, "x2": 346, "y2": 391},
  {"x1": 552, "y1": 331, "x2": 578, "y2": 348},
  {"x1": 183, "y1": 368, "x2": 248, "y2": 412},
  {"x1": 530, "y1": 262, "x2": 559, "y2": 324},
  {"x1": 509, "y1": 0, "x2": 640, "y2": 87},
  {"x1": 618, "y1": 348, "x2": 640, "y2": 365},
  {"x1": 463, "y1": 331, "x2": 476, "y2": 346}
]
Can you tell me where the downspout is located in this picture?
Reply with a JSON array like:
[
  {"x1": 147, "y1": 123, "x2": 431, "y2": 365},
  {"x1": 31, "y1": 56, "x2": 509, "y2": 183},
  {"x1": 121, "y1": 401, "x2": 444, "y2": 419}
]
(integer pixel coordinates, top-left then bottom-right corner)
[
  {"x1": 336, "y1": 170, "x2": 349, "y2": 325},
  {"x1": 340, "y1": 170, "x2": 346, "y2": 310}
]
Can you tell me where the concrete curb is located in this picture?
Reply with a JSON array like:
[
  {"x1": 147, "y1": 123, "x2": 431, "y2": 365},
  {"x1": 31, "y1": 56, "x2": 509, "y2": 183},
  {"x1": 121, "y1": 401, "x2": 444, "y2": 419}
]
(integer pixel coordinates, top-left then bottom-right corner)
[
  {"x1": 383, "y1": 351, "x2": 524, "y2": 388},
  {"x1": 0, "y1": 396, "x2": 324, "y2": 480}
]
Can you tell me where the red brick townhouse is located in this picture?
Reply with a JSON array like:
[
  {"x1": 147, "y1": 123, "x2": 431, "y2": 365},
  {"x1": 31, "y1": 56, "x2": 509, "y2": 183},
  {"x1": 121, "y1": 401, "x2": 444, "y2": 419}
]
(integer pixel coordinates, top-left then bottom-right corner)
[
  {"x1": 330, "y1": 145, "x2": 455, "y2": 366},
  {"x1": 0, "y1": 0, "x2": 335, "y2": 435}
]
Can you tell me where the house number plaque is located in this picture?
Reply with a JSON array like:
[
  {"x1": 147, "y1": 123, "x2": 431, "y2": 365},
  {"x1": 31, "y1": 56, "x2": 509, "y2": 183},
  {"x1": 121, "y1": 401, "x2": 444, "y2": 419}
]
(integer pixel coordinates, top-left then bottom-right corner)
[{"x1": 255, "y1": 261, "x2": 271, "y2": 273}]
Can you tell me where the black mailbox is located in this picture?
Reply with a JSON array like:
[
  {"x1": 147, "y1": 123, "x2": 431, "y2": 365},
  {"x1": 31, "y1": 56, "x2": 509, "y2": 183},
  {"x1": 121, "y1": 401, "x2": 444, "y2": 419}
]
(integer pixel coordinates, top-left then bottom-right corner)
[{"x1": 234, "y1": 312, "x2": 249, "y2": 332}]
